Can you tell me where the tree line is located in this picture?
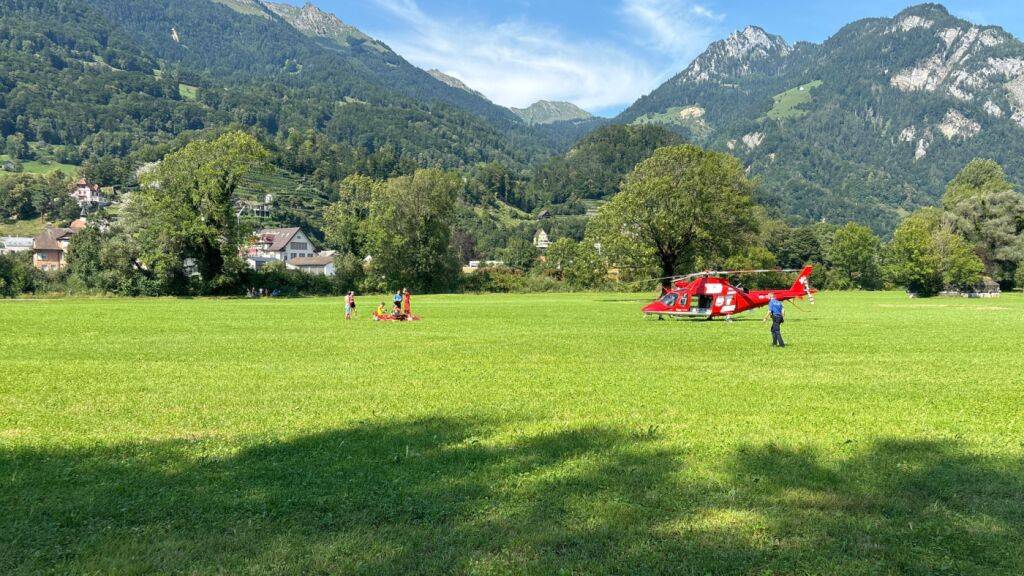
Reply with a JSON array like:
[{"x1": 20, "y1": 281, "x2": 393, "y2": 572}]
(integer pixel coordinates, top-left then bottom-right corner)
[
  {"x1": 0, "y1": 172, "x2": 80, "y2": 222},
  {"x1": 3, "y1": 129, "x2": 1022, "y2": 298}
]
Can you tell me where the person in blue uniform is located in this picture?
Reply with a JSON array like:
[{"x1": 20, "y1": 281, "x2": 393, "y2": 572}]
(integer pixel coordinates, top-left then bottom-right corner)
[{"x1": 765, "y1": 293, "x2": 785, "y2": 348}]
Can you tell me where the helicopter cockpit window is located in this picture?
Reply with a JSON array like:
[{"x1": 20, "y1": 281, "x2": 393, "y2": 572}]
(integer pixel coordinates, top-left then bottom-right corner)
[{"x1": 659, "y1": 293, "x2": 678, "y2": 307}]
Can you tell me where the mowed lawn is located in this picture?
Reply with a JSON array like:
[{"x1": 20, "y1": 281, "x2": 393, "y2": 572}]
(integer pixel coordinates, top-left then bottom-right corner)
[{"x1": 2, "y1": 292, "x2": 1023, "y2": 575}]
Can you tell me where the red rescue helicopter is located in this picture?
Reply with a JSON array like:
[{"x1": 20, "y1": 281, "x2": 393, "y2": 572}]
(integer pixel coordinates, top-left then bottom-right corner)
[{"x1": 642, "y1": 266, "x2": 816, "y2": 320}]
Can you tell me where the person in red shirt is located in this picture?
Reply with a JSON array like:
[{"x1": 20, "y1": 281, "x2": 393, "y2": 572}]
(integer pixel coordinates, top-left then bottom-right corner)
[{"x1": 402, "y1": 288, "x2": 411, "y2": 317}]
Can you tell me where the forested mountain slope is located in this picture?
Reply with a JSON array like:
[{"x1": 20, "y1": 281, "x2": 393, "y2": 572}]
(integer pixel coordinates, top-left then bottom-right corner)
[
  {"x1": 617, "y1": 4, "x2": 1024, "y2": 233},
  {"x1": 258, "y1": 0, "x2": 520, "y2": 125},
  {"x1": 0, "y1": 0, "x2": 554, "y2": 186},
  {"x1": 521, "y1": 124, "x2": 684, "y2": 209}
]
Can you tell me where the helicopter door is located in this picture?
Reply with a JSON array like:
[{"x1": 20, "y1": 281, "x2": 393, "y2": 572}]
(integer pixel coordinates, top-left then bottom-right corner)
[
  {"x1": 678, "y1": 291, "x2": 690, "y2": 310},
  {"x1": 696, "y1": 295, "x2": 712, "y2": 313}
]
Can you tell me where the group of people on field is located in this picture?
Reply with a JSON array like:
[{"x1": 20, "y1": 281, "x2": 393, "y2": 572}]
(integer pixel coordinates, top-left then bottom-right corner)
[
  {"x1": 344, "y1": 287, "x2": 785, "y2": 339},
  {"x1": 343, "y1": 288, "x2": 414, "y2": 321}
]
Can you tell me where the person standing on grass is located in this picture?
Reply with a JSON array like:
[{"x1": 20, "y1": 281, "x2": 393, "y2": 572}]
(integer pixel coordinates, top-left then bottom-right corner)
[
  {"x1": 393, "y1": 289, "x2": 403, "y2": 315},
  {"x1": 402, "y1": 288, "x2": 411, "y2": 317},
  {"x1": 345, "y1": 291, "x2": 356, "y2": 320},
  {"x1": 764, "y1": 292, "x2": 785, "y2": 348}
]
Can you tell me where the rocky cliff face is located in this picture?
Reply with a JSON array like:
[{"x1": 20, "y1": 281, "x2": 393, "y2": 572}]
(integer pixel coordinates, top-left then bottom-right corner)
[
  {"x1": 886, "y1": 6, "x2": 1024, "y2": 128},
  {"x1": 427, "y1": 70, "x2": 488, "y2": 100},
  {"x1": 616, "y1": 3, "x2": 1024, "y2": 233},
  {"x1": 264, "y1": 1, "x2": 389, "y2": 53},
  {"x1": 679, "y1": 26, "x2": 791, "y2": 84}
]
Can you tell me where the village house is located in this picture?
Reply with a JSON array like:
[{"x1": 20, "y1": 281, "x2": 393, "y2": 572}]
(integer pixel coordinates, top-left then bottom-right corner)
[
  {"x1": 32, "y1": 227, "x2": 75, "y2": 271},
  {"x1": 533, "y1": 229, "x2": 551, "y2": 250},
  {"x1": 70, "y1": 178, "x2": 105, "y2": 207},
  {"x1": 30, "y1": 219, "x2": 88, "y2": 271},
  {"x1": 0, "y1": 236, "x2": 34, "y2": 255},
  {"x1": 285, "y1": 255, "x2": 336, "y2": 277},
  {"x1": 245, "y1": 227, "x2": 316, "y2": 269},
  {"x1": 463, "y1": 260, "x2": 506, "y2": 273}
]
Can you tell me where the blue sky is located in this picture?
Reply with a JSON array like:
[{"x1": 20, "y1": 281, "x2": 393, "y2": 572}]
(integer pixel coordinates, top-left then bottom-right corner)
[{"x1": 311, "y1": 0, "x2": 1024, "y2": 116}]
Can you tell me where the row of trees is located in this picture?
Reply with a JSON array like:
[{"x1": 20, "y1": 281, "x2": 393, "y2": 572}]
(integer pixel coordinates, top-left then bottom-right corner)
[
  {"x1": 4, "y1": 129, "x2": 1020, "y2": 298},
  {"x1": 886, "y1": 159, "x2": 1024, "y2": 295},
  {"x1": 460, "y1": 149, "x2": 1019, "y2": 297},
  {"x1": 55, "y1": 132, "x2": 465, "y2": 296},
  {"x1": 0, "y1": 172, "x2": 80, "y2": 222},
  {"x1": 51, "y1": 132, "x2": 271, "y2": 295}
]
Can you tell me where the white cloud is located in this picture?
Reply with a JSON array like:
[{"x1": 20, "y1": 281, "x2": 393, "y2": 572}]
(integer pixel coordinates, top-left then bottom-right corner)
[
  {"x1": 360, "y1": 0, "x2": 728, "y2": 113},
  {"x1": 368, "y1": 0, "x2": 667, "y2": 112},
  {"x1": 621, "y1": 0, "x2": 723, "y2": 60}
]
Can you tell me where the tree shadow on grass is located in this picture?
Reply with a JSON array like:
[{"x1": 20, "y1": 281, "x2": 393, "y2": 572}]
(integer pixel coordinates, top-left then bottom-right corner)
[
  {"x1": 728, "y1": 440, "x2": 1024, "y2": 575},
  {"x1": 2, "y1": 419, "x2": 1022, "y2": 575}
]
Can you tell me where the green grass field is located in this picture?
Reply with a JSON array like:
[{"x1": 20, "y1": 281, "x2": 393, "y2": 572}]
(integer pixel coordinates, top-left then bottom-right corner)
[
  {"x1": 0, "y1": 216, "x2": 45, "y2": 237},
  {"x1": 1, "y1": 154, "x2": 80, "y2": 176},
  {"x1": 631, "y1": 106, "x2": 712, "y2": 138},
  {"x1": 178, "y1": 83, "x2": 199, "y2": 101},
  {"x1": 767, "y1": 80, "x2": 823, "y2": 121},
  {"x1": 2, "y1": 292, "x2": 1023, "y2": 575}
]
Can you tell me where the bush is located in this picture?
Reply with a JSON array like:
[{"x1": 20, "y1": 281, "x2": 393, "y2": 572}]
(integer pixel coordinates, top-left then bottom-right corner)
[
  {"x1": 520, "y1": 273, "x2": 565, "y2": 293},
  {"x1": 459, "y1": 266, "x2": 576, "y2": 294},
  {"x1": 0, "y1": 252, "x2": 40, "y2": 297},
  {"x1": 333, "y1": 253, "x2": 366, "y2": 294},
  {"x1": 243, "y1": 262, "x2": 349, "y2": 297},
  {"x1": 459, "y1": 266, "x2": 525, "y2": 293}
]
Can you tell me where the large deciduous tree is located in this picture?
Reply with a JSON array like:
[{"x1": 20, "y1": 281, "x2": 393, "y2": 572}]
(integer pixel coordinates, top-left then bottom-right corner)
[
  {"x1": 587, "y1": 144, "x2": 758, "y2": 285},
  {"x1": 941, "y1": 159, "x2": 1013, "y2": 209},
  {"x1": 542, "y1": 238, "x2": 606, "y2": 289},
  {"x1": 362, "y1": 169, "x2": 462, "y2": 293},
  {"x1": 323, "y1": 174, "x2": 380, "y2": 257},
  {"x1": 884, "y1": 208, "x2": 983, "y2": 296},
  {"x1": 127, "y1": 131, "x2": 268, "y2": 293},
  {"x1": 944, "y1": 190, "x2": 1024, "y2": 286},
  {"x1": 940, "y1": 160, "x2": 1024, "y2": 288},
  {"x1": 66, "y1": 224, "x2": 151, "y2": 296},
  {"x1": 884, "y1": 210, "x2": 944, "y2": 296},
  {"x1": 827, "y1": 223, "x2": 883, "y2": 290},
  {"x1": 500, "y1": 236, "x2": 539, "y2": 271}
]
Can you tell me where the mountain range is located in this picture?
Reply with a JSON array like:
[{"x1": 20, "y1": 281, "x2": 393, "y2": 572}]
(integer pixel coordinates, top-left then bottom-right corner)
[
  {"x1": 2, "y1": 1, "x2": 1023, "y2": 234},
  {"x1": 216, "y1": 0, "x2": 597, "y2": 128},
  {"x1": 510, "y1": 101, "x2": 595, "y2": 125},
  {"x1": 617, "y1": 3, "x2": 1024, "y2": 231}
]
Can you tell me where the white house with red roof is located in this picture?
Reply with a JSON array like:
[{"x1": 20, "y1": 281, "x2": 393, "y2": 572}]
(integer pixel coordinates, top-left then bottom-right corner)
[
  {"x1": 245, "y1": 227, "x2": 316, "y2": 269},
  {"x1": 70, "y1": 179, "x2": 105, "y2": 206}
]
